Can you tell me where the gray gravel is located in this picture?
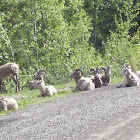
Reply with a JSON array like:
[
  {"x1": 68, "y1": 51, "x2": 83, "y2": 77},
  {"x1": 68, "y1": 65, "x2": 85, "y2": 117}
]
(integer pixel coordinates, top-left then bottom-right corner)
[{"x1": 0, "y1": 84, "x2": 140, "y2": 140}]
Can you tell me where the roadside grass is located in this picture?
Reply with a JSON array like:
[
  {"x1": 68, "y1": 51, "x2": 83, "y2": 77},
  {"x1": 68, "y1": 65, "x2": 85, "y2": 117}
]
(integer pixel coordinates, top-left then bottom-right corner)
[
  {"x1": 111, "y1": 76, "x2": 122, "y2": 85},
  {"x1": 0, "y1": 81, "x2": 75, "y2": 116},
  {"x1": 0, "y1": 77, "x2": 122, "y2": 116}
]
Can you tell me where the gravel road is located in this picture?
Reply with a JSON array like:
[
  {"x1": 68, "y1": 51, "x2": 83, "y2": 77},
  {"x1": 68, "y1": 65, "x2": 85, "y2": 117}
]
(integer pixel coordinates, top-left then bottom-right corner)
[{"x1": 0, "y1": 84, "x2": 140, "y2": 140}]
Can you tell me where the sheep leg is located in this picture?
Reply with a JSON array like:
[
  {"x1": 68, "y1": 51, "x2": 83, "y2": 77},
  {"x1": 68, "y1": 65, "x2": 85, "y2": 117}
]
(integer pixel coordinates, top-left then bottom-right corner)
[
  {"x1": 16, "y1": 74, "x2": 20, "y2": 91},
  {"x1": 12, "y1": 76, "x2": 18, "y2": 92},
  {"x1": 102, "y1": 82, "x2": 109, "y2": 86},
  {"x1": 12, "y1": 75, "x2": 20, "y2": 92},
  {"x1": 0, "y1": 80, "x2": 2, "y2": 93}
]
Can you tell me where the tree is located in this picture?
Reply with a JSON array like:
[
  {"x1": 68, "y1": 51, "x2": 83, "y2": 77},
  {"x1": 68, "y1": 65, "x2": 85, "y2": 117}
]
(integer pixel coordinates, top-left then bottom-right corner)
[{"x1": 103, "y1": 0, "x2": 140, "y2": 73}]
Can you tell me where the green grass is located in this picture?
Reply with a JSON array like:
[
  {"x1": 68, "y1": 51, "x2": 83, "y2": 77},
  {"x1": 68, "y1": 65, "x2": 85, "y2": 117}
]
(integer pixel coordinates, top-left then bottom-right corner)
[
  {"x1": 0, "y1": 81, "x2": 75, "y2": 116},
  {"x1": 0, "y1": 77, "x2": 122, "y2": 116},
  {"x1": 111, "y1": 76, "x2": 122, "y2": 84}
]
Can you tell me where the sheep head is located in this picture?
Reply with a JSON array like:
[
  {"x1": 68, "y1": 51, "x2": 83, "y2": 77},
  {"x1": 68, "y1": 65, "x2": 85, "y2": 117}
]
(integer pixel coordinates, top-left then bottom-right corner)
[
  {"x1": 69, "y1": 69, "x2": 83, "y2": 78},
  {"x1": 121, "y1": 65, "x2": 132, "y2": 76},
  {"x1": 90, "y1": 68, "x2": 101, "y2": 78},
  {"x1": 34, "y1": 69, "x2": 47, "y2": 80},
  {"x1": 0, "y1": 98, "x2": 7, "y2": 111},
  {"x1": 69, "y1": 69, "x2": 83, "y2": 84},
  {"x1": 102, "y1": 65, "x2": 112, "y2": 77}
]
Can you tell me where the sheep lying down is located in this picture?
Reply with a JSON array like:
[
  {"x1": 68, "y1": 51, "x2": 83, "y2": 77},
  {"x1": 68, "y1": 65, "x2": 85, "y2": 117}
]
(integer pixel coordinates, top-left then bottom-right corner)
[
  {"x1": 75, "y1": 77, "x2": 95, "y2": 91},
  {"x1": 0, "y1": 97, "x2": 18, "y2": 111},
  {"x1": 36, "y1": 80, "x2": 57, "y2": 96},
  {"x1": 117, "y1": 65, "x2": 140, "y2": 88},
  {"x1": 29, "y1": 69, "x2": 47, "y2": 90},
  {"x1": 40, "y1": 85, "x2": 57, "y2": 96},
  {"x1": 69, "y1": 69, "x2": 95, "y2": 91}
]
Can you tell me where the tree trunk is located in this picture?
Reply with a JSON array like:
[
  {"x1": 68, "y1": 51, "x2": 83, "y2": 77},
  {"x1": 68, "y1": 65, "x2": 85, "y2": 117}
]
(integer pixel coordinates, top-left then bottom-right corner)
[{"x1": 91, "y1": 0, "x2": 97, "y2": 49}]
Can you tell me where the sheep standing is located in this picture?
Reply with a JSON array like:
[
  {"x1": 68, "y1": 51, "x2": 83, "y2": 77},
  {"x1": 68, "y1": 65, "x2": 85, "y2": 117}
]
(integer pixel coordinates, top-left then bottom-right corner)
[
  {"x1": 0, "y1": 63, "x2": 20, "y2": 93},
  {"x1": 36, "y1": 80, "x2": 57, "y2": 96},
  {"x1": 119, "y1": 65, "x2": 140, "y2": 87},
  {"x1": 69, "y1": 69, "x2": 95, "y2": 91},
  {"x1": 101, "y1": 65, "x2": 112, "y2": 86},
  {"x1": 0, "y1": 97, "x2": 18, "y2": 111},
  {"x1": 90, "y1": 68, "x2": 102, "y2": 88}
]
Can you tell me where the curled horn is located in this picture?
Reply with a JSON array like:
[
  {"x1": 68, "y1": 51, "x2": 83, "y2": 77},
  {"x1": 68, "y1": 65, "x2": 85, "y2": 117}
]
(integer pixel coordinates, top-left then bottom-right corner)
[
  {"x1": 90, "y1": 68, "x2": 96, "y2": 72},
  {"x1": 39, "y1": 69, "x2": 47, "y2": 74},
  {"x1": 102, "y1": 67, "x2": 106, "y2": 70},
  {"x1": 75, "y1": 69, "x2": 83, "y2": 75}
]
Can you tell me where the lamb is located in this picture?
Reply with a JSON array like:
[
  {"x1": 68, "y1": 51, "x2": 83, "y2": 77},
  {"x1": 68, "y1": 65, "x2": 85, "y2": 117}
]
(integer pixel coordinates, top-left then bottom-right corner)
[
  {"x1": 35, "y1": 80, "x2": 57, "y2": 96},
  {"x1": 90, "y1": 68, "x2": 102, "y2": 88},
  {"x1": 101, "y1": 65, "x2": 112, "y2": 86},
  {"x1": 118, "y1": 65, "x2": 140, "y2": 87},
  {"x1": 29, "y1": 69, "x2": 47, "y2": 90},
  {"x1": 29, "y1": 80, "x2": 38, "y2": 90},
  {"x1": 69, "y1": 69, "x2": 95, "y2": 91},
  {"x1": 0, "y1": 63, "x2": 20, "y2": 93},
  {"x1": 0, "y1": 97, "x2": 18, "y2": 111}
]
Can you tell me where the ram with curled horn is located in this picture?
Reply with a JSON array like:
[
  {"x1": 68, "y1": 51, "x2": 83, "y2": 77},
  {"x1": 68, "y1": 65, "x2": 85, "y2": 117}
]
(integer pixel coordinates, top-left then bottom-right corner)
[{"x1": 69, "y1": 68, "x2": 95, "y2": 91}]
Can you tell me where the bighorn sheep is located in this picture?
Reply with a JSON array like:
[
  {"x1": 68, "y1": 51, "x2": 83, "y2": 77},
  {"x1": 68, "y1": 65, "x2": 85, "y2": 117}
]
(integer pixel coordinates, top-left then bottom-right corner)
[
  {"x1": 69, "y1": 69, "x2": 95, "y2": 91},
  {"x1": 29, "y1": 80, "x2": 38, "y2": 90},
  {"x1": 90, "y1": 68, "x2": 102, "y2": 88},
  {"x1": 29, "y1": 69, "x2": 47, "y2": 90},
  {"x1": 36, "y1": 80, "x2": 57, "y2": 96},
  {"x1": 0, "y1": 97, "x2": 18, "y2": 111},
  {"x1": 118, "y1": 65, "x2": 140, "y2": 87},
  {"x1": 0, "y1": 63, "x2": 20, "y2": 93},
  {"x1": 101, "y1": 65, "x2": 112, "y2": 86}
]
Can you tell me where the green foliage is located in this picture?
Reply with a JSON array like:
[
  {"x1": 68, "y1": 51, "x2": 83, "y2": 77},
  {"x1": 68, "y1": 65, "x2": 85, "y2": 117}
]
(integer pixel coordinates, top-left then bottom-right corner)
[
  {"x1": 103, "y1": 0, "x2": 140, "y2": 74},
  {"x1": 0, "y1": 0, "x2": 140, "y2": 93}
]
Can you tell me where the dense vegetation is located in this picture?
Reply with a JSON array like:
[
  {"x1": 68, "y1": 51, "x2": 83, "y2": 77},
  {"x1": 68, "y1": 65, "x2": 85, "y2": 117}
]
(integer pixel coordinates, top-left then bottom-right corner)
[{"x1": 0, "y1": 0, "x2": 140, "y2": 91}]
